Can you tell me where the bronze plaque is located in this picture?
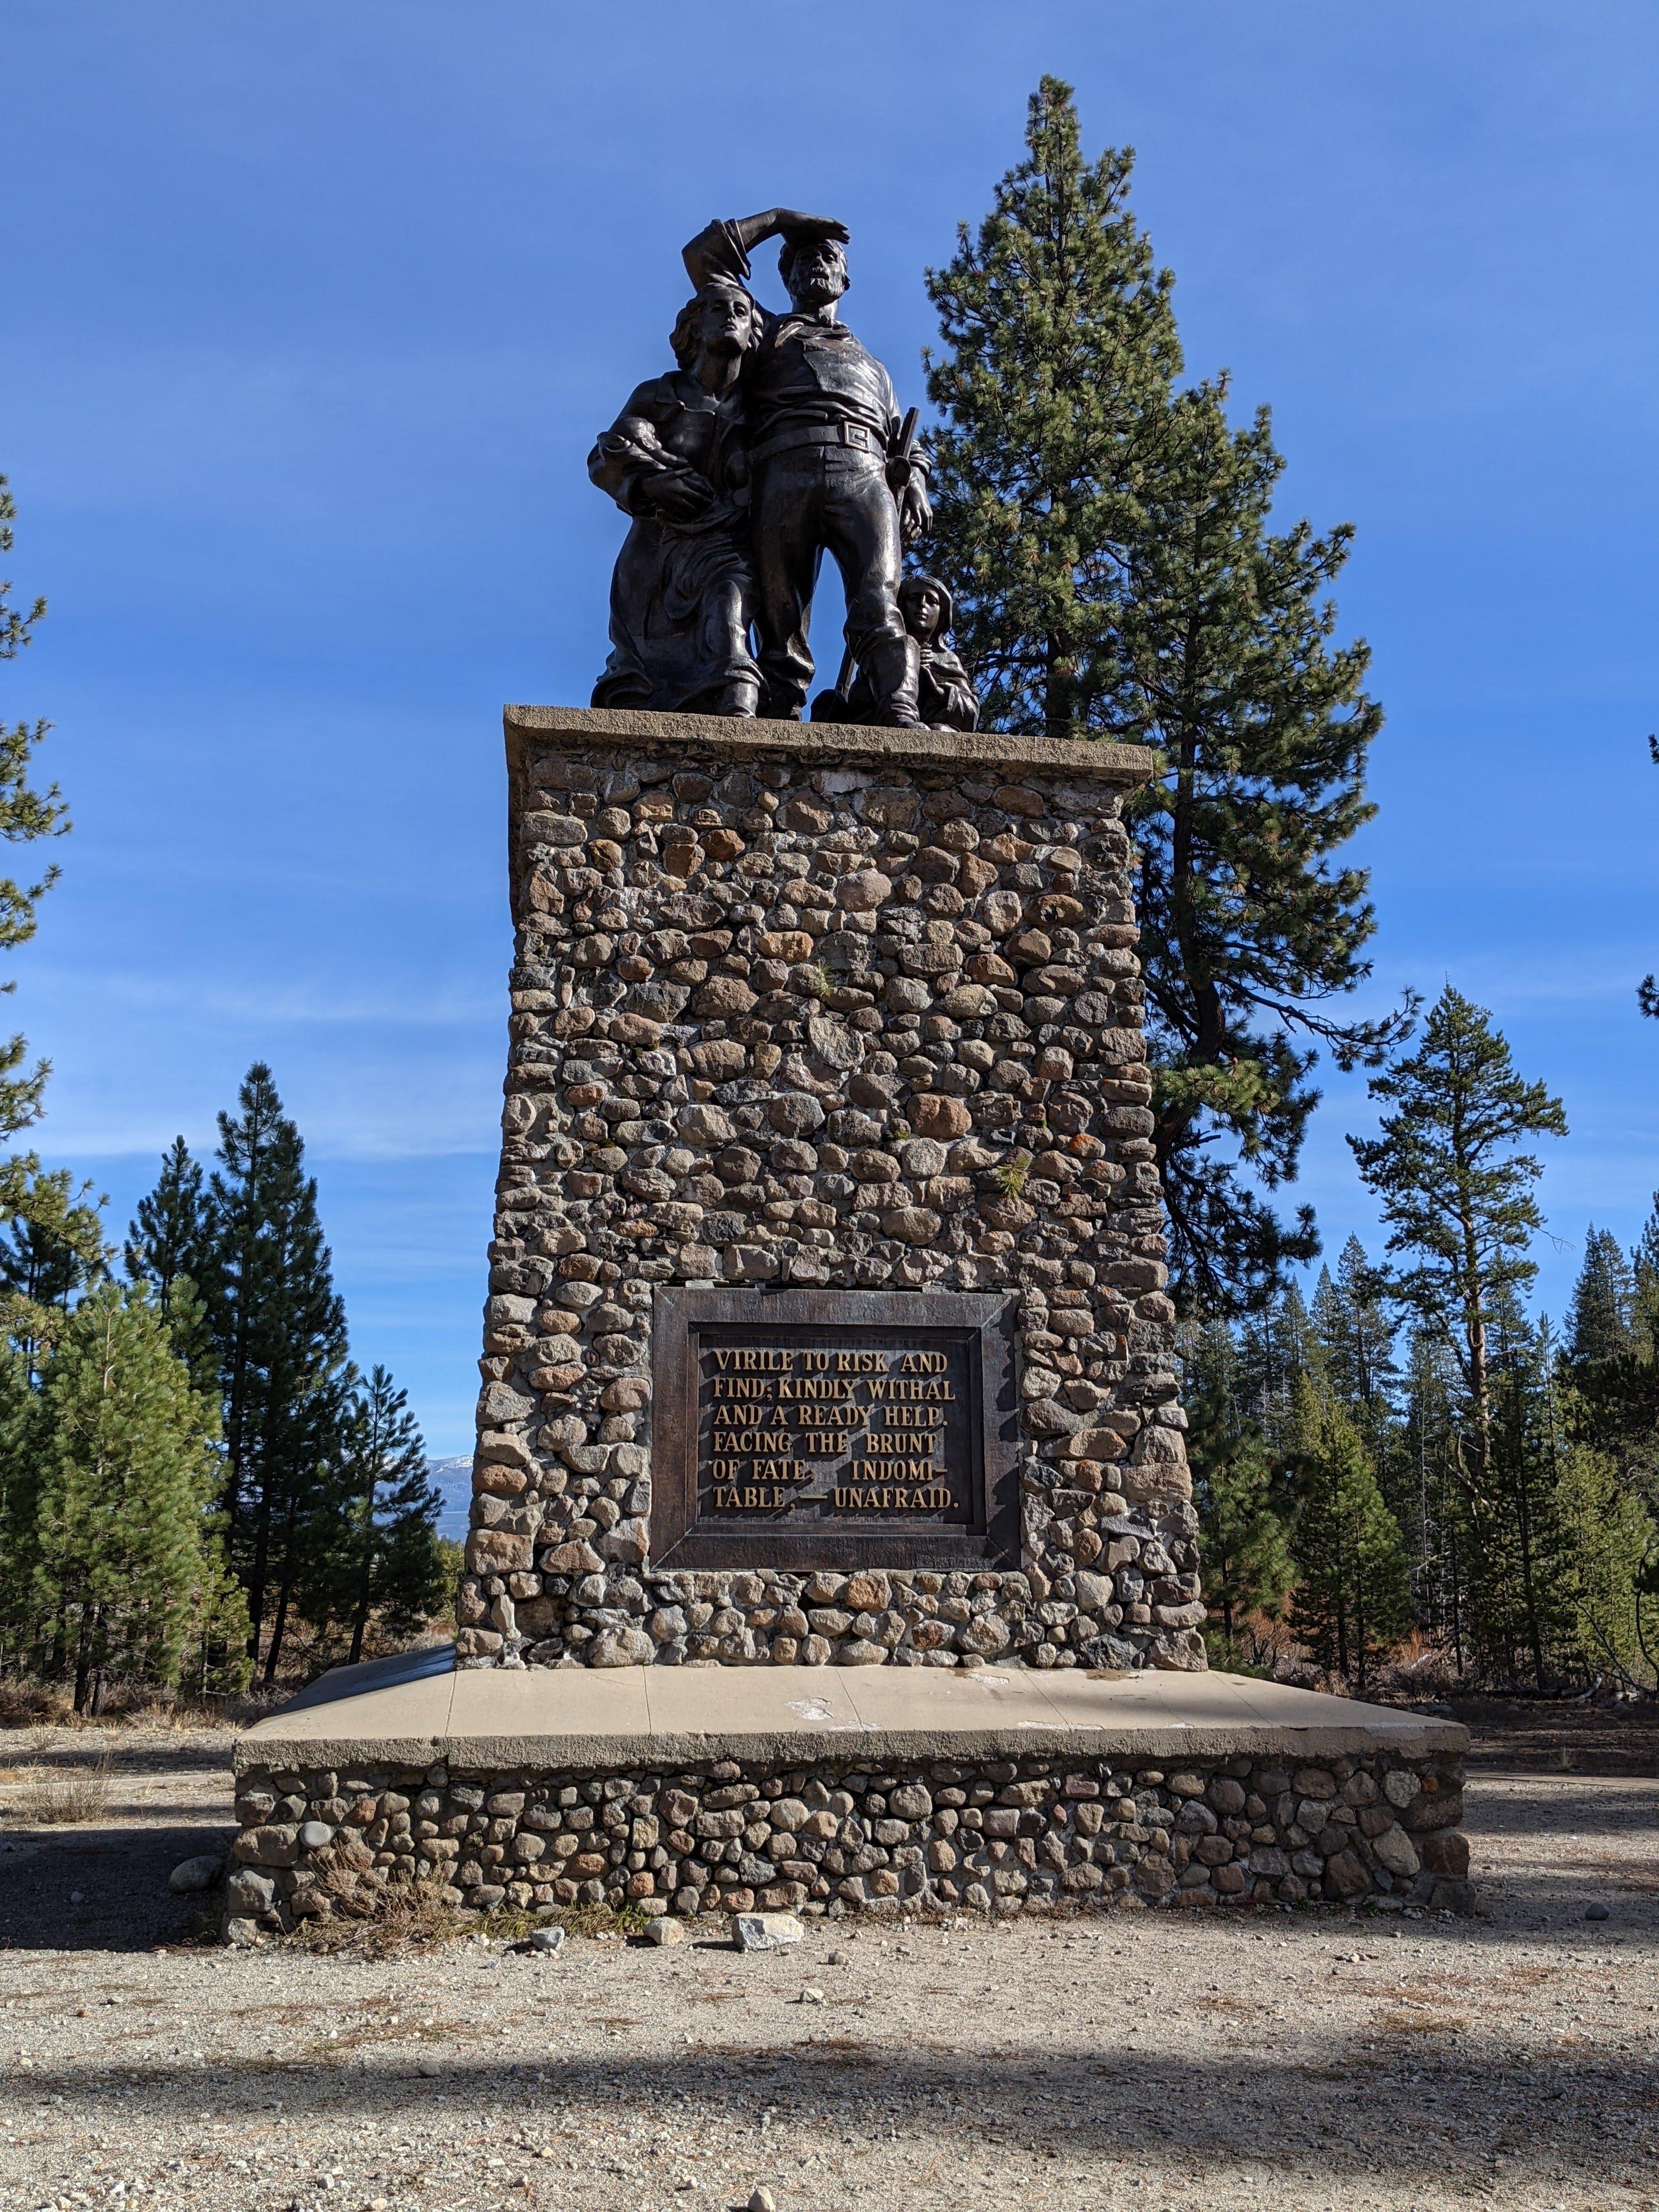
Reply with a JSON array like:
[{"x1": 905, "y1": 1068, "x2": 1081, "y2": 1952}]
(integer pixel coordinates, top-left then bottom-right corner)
[{"x1": 650, "y1": 1289, "x2": 1019, "y2": 1570}]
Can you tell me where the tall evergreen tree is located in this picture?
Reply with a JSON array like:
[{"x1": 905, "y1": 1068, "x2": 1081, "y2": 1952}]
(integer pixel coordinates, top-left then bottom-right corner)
[
  {"x1": 195, "y1": 1064, "x2": 351, "y2": 1681},
  {"x1": 1120, "y1": 385, "x2": 1409, "y2": 1310},
  {"x1": 1317, "y1": 1238, "x2": 1398, "y2": 1430},
  {"x1": 1553, "y1": 1435, "x2": 1655, "y2": 1689},
  {"x1": 0, "y1": 1160, "x2": 105, "y2": 1376},
  {"x1": 0, "y1": 473, "x2": 87, "y2": 1380},
  {"x1": 0, "y1": 475, "x2": 70, "y2": 1142},
  {"x1": 1183, "y1": 1314, "x2": 1295, "y2": 1662},
  {"x1": 1478, "y1": 1307, "x2": 1572, "y2": 1689},
  {"x1": 923, "y1": 78, "x2": 1180, "y2": 740},
  {"x1": 1234, "y1": 1277, "x2": 1317, "y2": 1442},
  {"x1": 124, "y1": 1136, "x2": 216, "y2": 1390},
  {"x1": 1284, "y1": 1377, "x2": 1408, "y2": 1691},
  {"x1": 925, "y1": 81, "x2": 1407, "y2": 1312},
  {"x1": 1638, "y1": 735, "x2": 1659, "y2": 1020},
  {"x1": 1348, "y1": 986, "x2": 1567, "y2": 1534},
  {"x1": 1400, "y1": 1325, "x2": 1469, "y2": 1664},
  {"x1": 1196, "y1": 1436, "x2": 1295, "y2": 1662},
  {"x1": 125, "y1": 1136, "x2": 207, "y2": 1318},
  {"x1": 1568, "y1": 1226, "x2": 1636, "y2": 1367},
  {"x1": 31, "y1": 1285, "x2": 232, "y2": 1713},
  {"x1": 0, "y1": 1338, "x2": 47, "y2": 1668},
  {"x1": 307, "y1": 1365, "x2": 444, "y2": 1667},
  {"x1": 1567, "y1": 1197, "x2": 1659, "y2": 1578}
]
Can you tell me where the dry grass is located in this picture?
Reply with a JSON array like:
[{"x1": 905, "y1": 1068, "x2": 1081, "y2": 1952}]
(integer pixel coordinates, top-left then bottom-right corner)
[
  {"x1": 291, "y1": 1879, "x2": 653, "y2": 1959},
  {"x1": 546, "y1": 1898, "x2": 651, "y2": 1940},
  {"x1": 0, "y1": 1679, "x2": 69, "y2": 1728},
  {"x1": 0, "y1": 1678, "x2": 252, "y2": 1731},
  {"x1": 791, "y1": 2036, "x2": 878, "y2": 2064},
  {"x1": 1369, "y1": 2005, "x2": 1470, "y2": 2038},
  {"x1": 296, "y1": 1876, "x2": 465, "y2": 1956},
  {"x1": 7, "y1": 1752, "x2": 112, "y2": 1825}
]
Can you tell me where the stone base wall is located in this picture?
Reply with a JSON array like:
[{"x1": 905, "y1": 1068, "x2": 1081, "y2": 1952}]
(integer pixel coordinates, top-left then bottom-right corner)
[
  {"x1": 224, "y1": 1745, "x2": 1473, "y2": 1942},
  {"x1": 460, "y1": 708, "x2": 1203, "y2": 1673}
]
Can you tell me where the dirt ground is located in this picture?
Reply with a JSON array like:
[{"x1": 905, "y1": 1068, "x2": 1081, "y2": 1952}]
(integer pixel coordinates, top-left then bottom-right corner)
[{"x1": 0, "y1": 1704, "x2": 1655, "y2": 2212}]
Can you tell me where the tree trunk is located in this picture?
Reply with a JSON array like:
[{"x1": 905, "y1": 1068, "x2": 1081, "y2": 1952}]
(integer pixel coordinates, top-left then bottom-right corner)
[
  {"x1": 264, "y1": 1583, "x2": 290, "y2": 1686},
  {"x1": 246, "y1": 1489, "x2": 272, "y2": 1671},
  {"x1": 72, "y1": 1617, "x2": 94, "y2": 1718},
  {"x1": 1513, "y1": 1476, "x2": 1548, "y2": 1692},
  {"x1": 263, "y1": 1487, "x2": 304, "y2": 1685}
]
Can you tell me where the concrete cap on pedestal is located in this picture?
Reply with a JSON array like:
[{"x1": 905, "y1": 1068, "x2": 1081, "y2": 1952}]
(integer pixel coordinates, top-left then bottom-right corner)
[
  {"x1": 233, "y1": 1652, "x2": 1468, "y2": 1776},
  {"x1": 505, "y1": 703, "x2": 1157, "y2": 787}
]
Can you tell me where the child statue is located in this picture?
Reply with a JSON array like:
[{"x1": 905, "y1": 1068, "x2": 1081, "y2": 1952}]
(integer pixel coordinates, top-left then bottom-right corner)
[{"x1": 811, "y1": 573, "x2": 980, "y2": 731}]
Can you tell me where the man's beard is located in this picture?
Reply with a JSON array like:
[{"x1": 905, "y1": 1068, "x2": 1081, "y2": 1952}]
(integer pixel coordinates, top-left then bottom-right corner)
[{"x1": 789, "y1": 266, "x2": 846, "y2": 311}]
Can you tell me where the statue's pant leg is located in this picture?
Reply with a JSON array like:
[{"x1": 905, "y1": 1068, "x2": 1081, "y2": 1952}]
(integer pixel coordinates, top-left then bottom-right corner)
[
  {"x1": 751, "y1": 456, "x2": 828, "y2": 720},
  {"x1": 819, "y1": 456, "x2": 916, "y2": 723},
  {"x1": 818, "y1": 455, "x2": 905, "y2": 658}
]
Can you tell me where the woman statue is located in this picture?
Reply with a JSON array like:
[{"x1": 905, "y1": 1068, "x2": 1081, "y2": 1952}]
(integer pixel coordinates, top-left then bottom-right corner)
[{"x1": 588, "y1": 277, "x2": 763, "y2": 716}]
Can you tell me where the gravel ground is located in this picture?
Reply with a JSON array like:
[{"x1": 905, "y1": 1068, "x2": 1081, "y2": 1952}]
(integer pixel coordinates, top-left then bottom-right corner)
[{"x1": 0, "y1": 1726, "x2": 1655, "y2": 2212}]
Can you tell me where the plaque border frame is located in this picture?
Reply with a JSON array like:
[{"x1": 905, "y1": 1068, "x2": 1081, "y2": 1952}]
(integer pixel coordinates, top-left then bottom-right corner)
[{"x1": 650, "y1": 1287, "x2": 1021, "y2": 1572}]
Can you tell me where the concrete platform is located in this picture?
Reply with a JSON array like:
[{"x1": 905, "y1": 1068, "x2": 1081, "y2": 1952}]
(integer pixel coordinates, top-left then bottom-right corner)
[{"x1": 235, "y1": 1650, "x2": 1466, "y2": 1776}]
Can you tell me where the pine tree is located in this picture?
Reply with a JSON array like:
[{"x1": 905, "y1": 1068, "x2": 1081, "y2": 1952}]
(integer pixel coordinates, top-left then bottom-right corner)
[
  {"x1": 1564, "y1": 1198, "x2": 1659, "y2": 1646},
  {"x1": 925, "y1": 81, "x2": 1407, "y2": 1312},
  {"x1": 1317, "y1": 1238, "x2": 1399, "y2": 1436},
  {"x1": 125, "y1": 1136, "x2": 207, "y2": 1317},
  {"x1": 0, "y1": 1159, "x2": 106, "y2": 1376},
  {"x1": 195, "y1": 1064, "x2": 351, "y2": 1681},
  {"x1": 31, "y1": 1285, "x2": 226, "y2": 1713},
  {"x1": 1572, "y1": 1195, "x2": 1659, "y2": 1457},
  {"x1": 1284, "y1": 1377, "x2": 1409, "y2": 1691},
  {"x1": 1348, "y1": 986, "x2": 1567, "y2": 1534},
  {"x1": 1638, "y1": 735, "x2": 1659, "y2": 1020},
  {"x1": 1400, "y1": 1326, "x2": 1469, "y2": 1665},
  {"x1": 1181, "y1": 1316, "x2": 1294, "y2": 1662},
  {"x1": 124, "y1": 1137, "x2": 216, "y2": 1389},
  {"x1": 0, "y1": 1338, "x2": 47, "y2": 1667},
  {"x1": 0, "y1": 475, "x2": 70, "y2": 1142},
  {"x1": 1479, "y1": 1307, "x2": 1571, "y2": 1689},
  {"x1": 1568, "y1": 1226, "x2": 1636, "y2": 1366},
  {"x1": 1196, "y1": 1437, "x2": 1295, "y2": 1662},
  {"x1": 307, "y1": 1365, "x2": 444, "y2": 1667},
  {"x1": 1121, "y1": 386, "x2": 1409, "y2": 1310},
  {"x1": 1234, "y1": 1277, "x2": 1317, "y2": 1443},
  {"x1": 922, "y1": 77, "x2": 1180, "y2": 740},
  {"x1": 1554, "y1": 1435, "x2": 1656, "y2": 1690}
]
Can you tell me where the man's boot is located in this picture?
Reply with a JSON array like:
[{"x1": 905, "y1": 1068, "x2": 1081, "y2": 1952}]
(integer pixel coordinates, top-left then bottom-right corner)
[{"x1": 861, "y1": 633, "x2": 923, "y2": 729}]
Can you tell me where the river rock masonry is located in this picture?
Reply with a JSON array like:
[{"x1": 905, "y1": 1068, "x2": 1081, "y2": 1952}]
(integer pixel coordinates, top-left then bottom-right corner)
[{"x1": 458, "y1": 707, "x2": 1204, "y2": 1675}]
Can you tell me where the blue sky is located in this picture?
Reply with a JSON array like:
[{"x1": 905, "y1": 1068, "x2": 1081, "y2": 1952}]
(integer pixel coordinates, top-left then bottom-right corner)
[{"x1": 2, "y1": 1, "x2": 1656, "y2": 1454}]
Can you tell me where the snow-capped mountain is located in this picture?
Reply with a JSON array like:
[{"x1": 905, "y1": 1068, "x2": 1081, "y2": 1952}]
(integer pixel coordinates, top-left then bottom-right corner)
[{"x1": 426, "y1": 1455, "x2": 473, "y2": 1541}]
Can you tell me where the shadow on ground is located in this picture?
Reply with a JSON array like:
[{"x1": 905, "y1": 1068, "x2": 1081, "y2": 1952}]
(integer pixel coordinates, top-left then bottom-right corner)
[
  {"x1": 0, "y1": 1737, "x2": 234, "y2": 1779},
  {"x1": 2, "y1": 2034, "x2": 1651, "y2": 2194},
  {"x1": 0, "y1": 1815, "x2": 234, "y2": 1952}
]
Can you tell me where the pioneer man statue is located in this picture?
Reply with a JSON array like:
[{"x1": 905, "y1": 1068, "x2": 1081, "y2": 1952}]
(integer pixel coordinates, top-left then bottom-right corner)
[{"x1": 681, "y1": 209, "x2": 933, "y2": 725}]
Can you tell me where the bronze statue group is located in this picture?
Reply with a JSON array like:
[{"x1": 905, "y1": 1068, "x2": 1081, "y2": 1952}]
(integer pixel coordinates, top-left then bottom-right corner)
[{"x1": 589, "y1": 210, "x2": 978, "y2": 732}]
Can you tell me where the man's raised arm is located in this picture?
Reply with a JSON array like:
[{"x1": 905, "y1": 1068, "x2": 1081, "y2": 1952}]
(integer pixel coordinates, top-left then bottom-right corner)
[{"x1": 682, "y1": 210, "x2": 849, "y2": 291}]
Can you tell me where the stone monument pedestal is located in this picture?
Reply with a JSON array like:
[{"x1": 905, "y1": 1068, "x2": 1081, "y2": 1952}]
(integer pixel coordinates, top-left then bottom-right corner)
[
  {"x1": 462, "y1": 705, "x2": 1203, "y2": 1677},
  {"x1": 223, "y1": 1652, "x2": 1472, "y2": 1938},
  {"x1": 221, "y1": 704, "x2": 1479, "y2": 1937}
]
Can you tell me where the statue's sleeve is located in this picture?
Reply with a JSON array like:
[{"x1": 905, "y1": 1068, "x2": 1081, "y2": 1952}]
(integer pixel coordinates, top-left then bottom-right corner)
[
  {"x1": 589, "y1": 381, "x2": 674, "y2": 517},
  {"x1": 682, "y1": 219, "x2": 752, "y2": 293}
]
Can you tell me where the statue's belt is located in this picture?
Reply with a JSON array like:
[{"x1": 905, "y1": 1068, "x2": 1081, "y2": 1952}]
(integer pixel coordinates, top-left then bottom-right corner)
[{"x1": 748, "y1": 421, "x2": 891, "y2": 466}]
